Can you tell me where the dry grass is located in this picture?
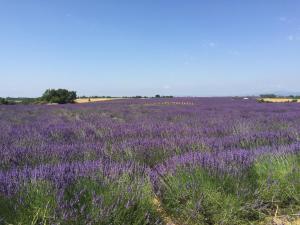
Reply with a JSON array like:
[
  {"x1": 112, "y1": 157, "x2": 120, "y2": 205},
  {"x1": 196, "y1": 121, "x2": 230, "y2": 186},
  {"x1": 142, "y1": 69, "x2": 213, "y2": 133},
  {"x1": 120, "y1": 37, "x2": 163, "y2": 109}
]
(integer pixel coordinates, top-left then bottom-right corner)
[
  {"x1": 261, "y1": 217, "x2": 300, "y2": 225},
  {"x1": 75, "y1": 98, "x2": 122, "y2": 104},
  {"x1": 152, "y1": 195, "x2": 177, "y2": 225},
  {"x1": 259, "y1": 98, "x2": 300, "y2": 103}
]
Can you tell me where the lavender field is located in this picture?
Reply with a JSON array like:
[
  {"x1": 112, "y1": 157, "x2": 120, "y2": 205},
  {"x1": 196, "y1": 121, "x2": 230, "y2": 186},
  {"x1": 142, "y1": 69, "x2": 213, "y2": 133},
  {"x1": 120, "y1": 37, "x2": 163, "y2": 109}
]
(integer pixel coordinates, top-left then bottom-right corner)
[{"x1": 0, "y1": 98, "x2": 299, "y2": 225}]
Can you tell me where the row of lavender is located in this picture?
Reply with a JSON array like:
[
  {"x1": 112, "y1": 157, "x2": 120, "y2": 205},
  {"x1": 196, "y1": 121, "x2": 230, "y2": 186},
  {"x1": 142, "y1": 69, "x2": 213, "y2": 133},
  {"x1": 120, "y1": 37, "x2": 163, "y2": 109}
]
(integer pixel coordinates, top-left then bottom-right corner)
[
  {"x1": 1, "y1": 98, "x2": 299, "y2": 170},
  {"x1": 0, "y1": 97, "x2": 299, "y2": 224}
]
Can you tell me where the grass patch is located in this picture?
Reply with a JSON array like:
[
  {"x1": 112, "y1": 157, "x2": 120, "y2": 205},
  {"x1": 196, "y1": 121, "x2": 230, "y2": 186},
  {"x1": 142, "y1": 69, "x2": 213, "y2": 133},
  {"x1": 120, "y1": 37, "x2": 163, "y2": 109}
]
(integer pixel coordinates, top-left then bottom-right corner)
[
  {"x1": 158, "y1": 153, "x2": 300, "y2": 224},
  {"x1": 0, "y1": 175, "x2": 161, "y2": 225},
  {"x1": 252, "y1": 154, "x2": 300, "y2": 214},
  {"x1": 0, "y1": 181, "x2": 56, "y2": 225}
]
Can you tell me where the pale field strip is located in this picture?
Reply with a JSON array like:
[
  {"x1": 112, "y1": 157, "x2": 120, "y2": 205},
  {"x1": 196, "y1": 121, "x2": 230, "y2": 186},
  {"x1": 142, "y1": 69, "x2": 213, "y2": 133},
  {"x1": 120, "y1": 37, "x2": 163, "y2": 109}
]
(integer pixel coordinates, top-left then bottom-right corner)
[
  {"x1": 261, "y1": 217, "x2": 300, "y2": 225},
  {"x1": 152, "y1": 195, "x2": 177, "y2": 225},
  {"x1": 260, "y1": 98, "x2": 300, "y2": 103},
  {"x1": 76, "y1": 98, "x2": 195, "y2": 105},
  {"x1": 75, "y1": 98, "x2": 123, "y2": 103}
]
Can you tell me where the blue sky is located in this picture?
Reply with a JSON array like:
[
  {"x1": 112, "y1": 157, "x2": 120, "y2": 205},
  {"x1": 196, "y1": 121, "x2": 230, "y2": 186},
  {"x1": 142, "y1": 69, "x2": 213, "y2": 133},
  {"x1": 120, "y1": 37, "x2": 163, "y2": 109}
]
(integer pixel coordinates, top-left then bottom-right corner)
[{"x1": 0, "y1": 0, "x2": 299, "y2": 97}]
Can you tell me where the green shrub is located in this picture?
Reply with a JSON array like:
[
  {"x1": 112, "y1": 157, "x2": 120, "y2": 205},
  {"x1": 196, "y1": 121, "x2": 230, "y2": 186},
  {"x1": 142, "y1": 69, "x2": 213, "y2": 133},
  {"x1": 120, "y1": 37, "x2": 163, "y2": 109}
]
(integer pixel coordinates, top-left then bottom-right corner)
[
  {"x1": 160, "y1": 169, "x2": 249, "y2": 225},
  {"x1": 0, "y1": 97, "x2": 9, "y2": 105},
  {"x1": 257, "y1": 99, "x2": 265, "y2": 103},
  {"x1": 159, "y1": 154, "x2": 300, "y2": 224},
  {"x1": 63, "y1": 174, "x2": 160, "y2": 225},
  {"x1": 0, "y1": 181, "x2": 56, "y2": 225},
  {"x1": 0, "y1": 175, "x2": 161, "y2": 225},
  {"x1": 41, "y1": 89, "x2": 77, "y2": 104},
  {"x1": 252, "y1": 154, "x2": 300, "y2": 211}
]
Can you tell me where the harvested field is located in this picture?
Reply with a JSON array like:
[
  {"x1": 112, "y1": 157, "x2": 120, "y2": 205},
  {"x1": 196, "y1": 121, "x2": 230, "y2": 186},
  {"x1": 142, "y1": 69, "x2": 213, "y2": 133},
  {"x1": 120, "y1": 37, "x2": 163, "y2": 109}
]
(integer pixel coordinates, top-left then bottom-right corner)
[
  {"x1": 259, "y1": 98, "x2": 300, "y2": 103},
  {"x1": 75, "y1": 98, "x2": 122, "y2": 103}
]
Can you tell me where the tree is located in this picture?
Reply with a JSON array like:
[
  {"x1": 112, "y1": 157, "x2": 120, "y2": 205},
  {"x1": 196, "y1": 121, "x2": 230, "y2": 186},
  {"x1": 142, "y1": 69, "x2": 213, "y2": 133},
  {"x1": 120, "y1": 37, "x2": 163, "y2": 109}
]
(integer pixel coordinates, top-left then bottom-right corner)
[
  {"x1": 0, "y1": 97, "x2": 9, "y2": 105},
  {"x1": 41, "y1": 89, "x2": 77, "y2": 104},
  {"x1": 260, "y1": 94, "x2": 277, "y2": 98},
  {"x1": 155, "y1": 94, "x2": 161, "y2": 98}
]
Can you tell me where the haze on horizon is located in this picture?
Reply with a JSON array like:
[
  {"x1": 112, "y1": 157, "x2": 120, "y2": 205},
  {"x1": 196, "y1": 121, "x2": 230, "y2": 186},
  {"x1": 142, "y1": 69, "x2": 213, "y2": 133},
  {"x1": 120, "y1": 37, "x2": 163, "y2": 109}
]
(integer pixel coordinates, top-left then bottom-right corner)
[{"x1": 0, "y1": 0, "x2": 299, "y2": 97}]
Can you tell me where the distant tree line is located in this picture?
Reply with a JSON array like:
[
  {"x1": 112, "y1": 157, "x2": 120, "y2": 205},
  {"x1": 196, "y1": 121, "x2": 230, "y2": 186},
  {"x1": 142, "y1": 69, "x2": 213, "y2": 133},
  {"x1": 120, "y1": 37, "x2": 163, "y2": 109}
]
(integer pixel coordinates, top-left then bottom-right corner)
[
  {"x1": 287, "y1": 95, "x2": 300, "y2": 99},
  {"x1": 258, "y1": 93, "x2": 299, "y2": 103},
  {"x1": 79, "y1": 95, "x2": 174, "y2": 99},
  {"x1": 154, "y1": 94, "x2": 173, "y2": 98},
  {"x1": 260, "y1": 94, "x2": 300, "y2": 99},
  {"x1": 79, "y1": 96, "x2": 115, "y2": 99},
  {"x1": 120, "y1": 96, "x2": 147, "y2": 99},
  {"x1": 259, "y1": 94, "x2": 277, "y2": 98},
  {"x1": 0, "y1": 97, "x2": 38, "y2": 105},
  {"x1": 1, "y1": 90, "x2": 175, "y2": 105},
  {"x1": 122, "y1": 95, "x2": 173, "y2": 98},
  {"x1": 0, "y1": 98, "x2": 10, "y2": 105},
  {"x1": 1, "y1": 89, "x2": 77, "y2": 105}
]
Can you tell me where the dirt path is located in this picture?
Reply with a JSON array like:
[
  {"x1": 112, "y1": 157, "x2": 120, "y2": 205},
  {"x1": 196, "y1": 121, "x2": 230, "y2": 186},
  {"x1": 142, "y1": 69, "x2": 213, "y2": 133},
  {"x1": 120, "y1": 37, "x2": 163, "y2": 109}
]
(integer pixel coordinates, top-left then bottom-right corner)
[
  {"x1": 262, "y1": 217, "x2": 300, "y2": 225},
  {"x1": 152, "y1": 195, "x2": 178, "y2": 225},
  {"x1": 152, "y1": 195, "x2": 300, "y2": 225}
]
